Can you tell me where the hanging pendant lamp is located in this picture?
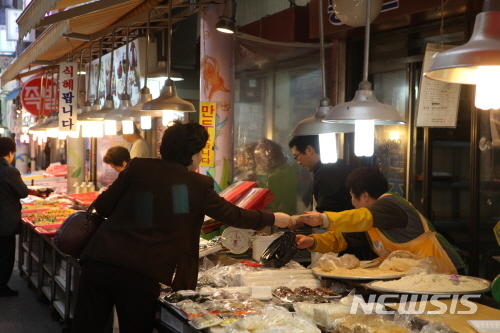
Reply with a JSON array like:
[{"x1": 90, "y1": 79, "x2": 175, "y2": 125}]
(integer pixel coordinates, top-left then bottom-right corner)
[
  {"x1": 216, "y1": 0, "x2": 237, "y2": 34},
  {"x1": 290, "y1": 0, "x2": 354, "y2": 163},
  {"x1": 323, "y1": 0, "x2": 404, "y2": 157},
  {"x1": 425, "y1": 0, "x2": 500, "y2": 110},
  {"x1": 141, "y1": 0, "x2": 196, "y2": 120}
]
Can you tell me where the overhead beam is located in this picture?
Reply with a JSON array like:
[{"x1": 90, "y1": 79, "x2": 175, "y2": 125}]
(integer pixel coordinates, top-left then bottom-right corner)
[
  {"x1": 63, "y1": 33, "x2": 92, "y2": 41},
  {"x1": 35, "y1": 0, "x2": 140, "y2": 29}
]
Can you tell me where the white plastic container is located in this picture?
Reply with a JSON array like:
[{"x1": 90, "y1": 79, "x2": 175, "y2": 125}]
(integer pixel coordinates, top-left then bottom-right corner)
[
  {"x1": 252, "y1": 233, "x2": 281, "y2": 262},
  {"x1": 79, "y1": 182, "x2": 88, "y2": 193}
]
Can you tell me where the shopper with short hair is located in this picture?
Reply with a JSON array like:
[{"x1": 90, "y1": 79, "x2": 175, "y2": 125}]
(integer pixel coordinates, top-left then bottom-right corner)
[{"x1": 0, "y1": 137, "x2": 29, "y2": 297}]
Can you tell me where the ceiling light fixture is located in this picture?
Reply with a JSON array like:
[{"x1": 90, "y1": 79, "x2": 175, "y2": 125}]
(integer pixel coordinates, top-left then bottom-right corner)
[
  {"x1": 425, "y1": 0, "x2": 500, "y2": 110},
  {"x1": 290, "y1": 0, "x2": 354, "y2": 164},
  {"x1": 141, "y1": 1, "x2": 196, "y2": 123},
  {"x1": 216, "y1": 0, "x2": 237, "y2": 34},
  {"x1": 323, "y1": 0, "x2": 404, "y2": 157}
]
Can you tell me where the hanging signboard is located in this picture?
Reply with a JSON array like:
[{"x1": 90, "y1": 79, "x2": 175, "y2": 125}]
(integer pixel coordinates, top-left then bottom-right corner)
[
  {"x1": 20, "y1": 74, "x2": 58, "y2": 116},
  {"x1": 200, "y1": 102, "x2": 216, "y2": 167},
  {"x1": 416, "y1": 43, "x2": 461, "y2": 127},
  {"x1": 59, "y1": 62, "x2": 78, "y2": 132}
]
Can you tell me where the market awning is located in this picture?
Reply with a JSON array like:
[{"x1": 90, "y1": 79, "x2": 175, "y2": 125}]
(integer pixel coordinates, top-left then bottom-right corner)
[
  {"x1": 5, "y1": 88, "x2": 21, "y2": 101},
  {"x1": 16, "y1": 0, "x2": 118, "y2": 37},
  {"x1": 1, "y1": 0, "x2": 160, "y2": 85}
]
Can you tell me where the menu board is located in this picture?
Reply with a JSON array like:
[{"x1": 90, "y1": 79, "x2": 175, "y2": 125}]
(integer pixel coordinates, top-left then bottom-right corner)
[{"x1": 416, "y1": 43, "x2": 461, "y2": 127}]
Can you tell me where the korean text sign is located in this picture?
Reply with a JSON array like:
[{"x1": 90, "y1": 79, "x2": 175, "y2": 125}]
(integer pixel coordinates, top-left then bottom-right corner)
[
  {"x1": 58, "y1": 62, "x2": 78, "y2": 132},
  {"x1": 200, "y1": 102, "x2": 216, "y2": 167}
]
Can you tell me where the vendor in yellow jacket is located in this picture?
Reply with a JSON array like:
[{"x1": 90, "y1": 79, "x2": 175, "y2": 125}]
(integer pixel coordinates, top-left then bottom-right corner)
[{"x1": 295, "y1": 166, "x2": 465, "y2": 274}]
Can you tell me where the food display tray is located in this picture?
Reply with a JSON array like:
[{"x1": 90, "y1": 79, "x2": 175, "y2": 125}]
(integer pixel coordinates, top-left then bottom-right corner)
[
  {"x1": 312, "y1": 266, "x2": 405, "y2": 281},
  {"x1": 34, "y1": 224, "x2": 62, "y2": 236},
  {"x1": 364, "y1": 275, "x2": 491, "y2": 295}
]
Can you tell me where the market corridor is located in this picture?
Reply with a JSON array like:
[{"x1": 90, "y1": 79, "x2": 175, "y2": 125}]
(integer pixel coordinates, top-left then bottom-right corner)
[{"x1": 0, "y1": 255, "x2": 62, "y2": 332}]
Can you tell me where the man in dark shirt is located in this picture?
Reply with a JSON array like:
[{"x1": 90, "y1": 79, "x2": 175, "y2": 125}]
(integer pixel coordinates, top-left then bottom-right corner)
[
  {"x1": 0, "y1": 137, "x2": 29, "y2": 297},
  {"x1": 288, "y1": 135, "x2": 353, "y2": 213}
]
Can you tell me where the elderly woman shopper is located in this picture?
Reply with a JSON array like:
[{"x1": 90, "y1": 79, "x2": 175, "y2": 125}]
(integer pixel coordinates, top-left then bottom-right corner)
[{"x1": 72, "y1": 121, "x2": 295, "y2": 333}]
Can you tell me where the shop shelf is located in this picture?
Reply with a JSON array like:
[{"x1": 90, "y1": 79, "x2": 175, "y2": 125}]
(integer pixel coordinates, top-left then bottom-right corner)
[
  {"x1": 43, "y1": 263, "x2": 52, "y2": 276},
  {"x1": 54, "y1": 275, "x2": 66, "y2": 292},
  {"x1": 42, "y1": 286, "x2": 52, "y2": 299},
  {"x1": 53, "y1": 300, "x2": 66, "y2": 318},
  {"x1": 30, "y1": 275, "x2": 39, "y2": 288},
  {"x1": 31, "y1": 252, "x2": 40, "y2": 263}
]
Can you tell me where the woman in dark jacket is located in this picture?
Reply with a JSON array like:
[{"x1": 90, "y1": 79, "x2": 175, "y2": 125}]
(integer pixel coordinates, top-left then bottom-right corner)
[
  {"x1": 72, "y1": 121, "x2": 294, "y2": 333},
  {"x1": 0, "y1": 137, "x2": 29, "y2": 297}
]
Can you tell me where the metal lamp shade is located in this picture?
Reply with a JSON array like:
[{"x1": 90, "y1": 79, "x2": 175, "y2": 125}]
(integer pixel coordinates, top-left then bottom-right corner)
[
  {"x1": 122, "y1": 88, "x2": 163, "y2": 118},
  {"x1": 86, "y1": 96, "x2": 115, "y2": 120},
  {"x1": 425, "y1": 6, "x2": 500, "y2": 84},
  {"x1": 216, "y1": 0, "x2": 236, "y2": 34},
  {"x1": 323, "y1": 82, "x2": 405, "y2": 125},
  {"x1": 104, "y1": 97, "x2": 134, "y2": 121},
  {"x1": 148, "y1": 61, "x2": 183, "y2": 82},
  {"x1": 77, "y1": 102, "x2": 93, "y2": 122},
  {"x1": 141, "y1": 80, "x2": 195, "y2": 112},
  {"x1": 291, "y1": 100, "x2": 354, "y2": 136}
]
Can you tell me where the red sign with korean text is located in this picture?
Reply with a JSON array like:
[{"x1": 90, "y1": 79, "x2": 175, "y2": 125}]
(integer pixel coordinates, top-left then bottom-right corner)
[{"x1": 20, "y1": 74, "x2": 58, "y2": 116}]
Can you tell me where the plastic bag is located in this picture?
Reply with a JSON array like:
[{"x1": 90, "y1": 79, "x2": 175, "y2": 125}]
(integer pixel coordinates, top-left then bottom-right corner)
[
  {"x1": 260, "y1": 231, "x2": 298, "y2": 268},
  {"x1": 318, "y1": 253, "x2": 360, "y2": 271},
  {"x1": 420, "y1": 321, "x2": 455, "y2": 333},
  {"x1": 405, "y1": 257, "x2": 450, "y2": 276}
]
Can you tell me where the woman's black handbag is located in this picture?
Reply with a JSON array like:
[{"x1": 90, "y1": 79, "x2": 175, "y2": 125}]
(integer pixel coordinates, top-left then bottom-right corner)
[{"x1": 54, "y1": 200, "x2": 104, "y2": 258}]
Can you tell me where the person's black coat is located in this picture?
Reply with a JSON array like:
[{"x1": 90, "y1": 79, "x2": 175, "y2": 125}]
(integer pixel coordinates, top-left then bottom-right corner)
[
  {"x1": 82, "y1": 158, "x2": 273, "y2": 290},
  {"x1": 0, "y1": 157, "x2": 29, "y2": 235}
]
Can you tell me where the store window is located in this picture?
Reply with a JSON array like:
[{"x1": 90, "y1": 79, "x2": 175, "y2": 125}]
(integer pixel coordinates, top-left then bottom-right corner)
[{"x1": 233, "y1": 35, "x2": 328, "y2": 215}]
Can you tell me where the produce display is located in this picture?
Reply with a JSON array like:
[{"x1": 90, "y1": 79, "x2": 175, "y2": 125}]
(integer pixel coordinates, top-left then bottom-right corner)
[{"x1": 368, "y1": 273, "x2": 491, "y2": 294}]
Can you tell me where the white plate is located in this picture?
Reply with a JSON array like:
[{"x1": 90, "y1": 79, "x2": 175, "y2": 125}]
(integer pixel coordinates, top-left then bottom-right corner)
[
  {"x1": 312, "y1": 266, "x2": 405, "y2": 281},
  {"x1": 468, "y1": 320, "x2": 500, "y2": 333}
]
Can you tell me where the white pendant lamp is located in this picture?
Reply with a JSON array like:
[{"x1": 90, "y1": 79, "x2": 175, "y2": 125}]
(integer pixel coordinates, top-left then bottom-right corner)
[
  {"x1": 141, "y1": 0, "x2": 196, "y2": 120},
  {"x1": 424, "y1": 0, "x2": 500, "y2": 110},
  {"x1": 323, "y1": 0, "x2": 404, "y2": 157},
  {"x1": 290, "y1": 0, "x2": 354, "y2": 164}
]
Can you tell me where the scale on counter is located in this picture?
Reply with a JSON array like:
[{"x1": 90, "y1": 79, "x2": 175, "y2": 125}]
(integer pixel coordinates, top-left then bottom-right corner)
[{"x1": 221, "y1": 227, "x2": 251, "y2": 254}]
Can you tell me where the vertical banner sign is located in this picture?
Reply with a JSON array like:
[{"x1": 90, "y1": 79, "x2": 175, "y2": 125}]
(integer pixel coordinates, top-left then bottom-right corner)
[
  {"x1": 199, "y1": 4, "x2": 234, "y2": 190},
  {"x1": 59, "y1": 62, "x2": 78, "y2": 132},
  {"x1": 200, "y1": 102, "x2": 216, "y2": 166}
]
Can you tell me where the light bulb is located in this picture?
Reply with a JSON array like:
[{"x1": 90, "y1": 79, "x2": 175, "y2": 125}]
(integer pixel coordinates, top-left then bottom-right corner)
[
  {"x1": 475, "y1": 66, "x2": 500, "y2": 110},
  {"x1": 355, "y1": 120, "x2": 374, "y2": 157},
  {"x1": 140, "y1": 116, "x2": 152, "y2": 130},
  {"x1": 319, "y1": 133, "x2": 338, "y2": 163},
  {"x1": 46, "y1": 128, "x2": 59, "y2": 138},
  {"x1": 162, "y1": 111, "x2": 175, "y2": 126},
  {"x1": 104, "y1": 120, "x2": 117, "y2": 136},
  {"x1": 122, "y1": 120, "x2": 134, "y2": 134},
  {"x1": 81, "y1": 121, "x2": 103, "y2": 138},
  {"x1": 0, "y1": 128, "x2": 4, "y2": 134},
  {"x1": 68, "y1": 129, "x2": 79, "y2": 138}
]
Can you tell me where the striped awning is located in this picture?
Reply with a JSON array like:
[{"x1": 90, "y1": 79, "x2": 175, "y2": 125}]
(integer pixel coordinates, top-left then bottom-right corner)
[
  {"x1": 18, "y1": 0, "x2": 102, "y2": 40},
  {"x1": 1, "y1": 0, "x2": 156, "y2": 85}
]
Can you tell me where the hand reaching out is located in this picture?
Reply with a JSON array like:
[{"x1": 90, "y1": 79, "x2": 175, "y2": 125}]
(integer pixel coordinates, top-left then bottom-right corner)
[
  {"x1": 295, "y1": 211, "x2": 323, "y2": 227},
  {"x1": 273, "y1": 213, "x2": 296, "y2": 228},
  {"x1": 295, "y1": 234, "x2": 315, "y2": 249}
]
